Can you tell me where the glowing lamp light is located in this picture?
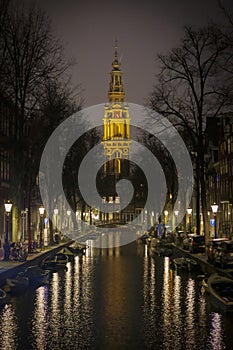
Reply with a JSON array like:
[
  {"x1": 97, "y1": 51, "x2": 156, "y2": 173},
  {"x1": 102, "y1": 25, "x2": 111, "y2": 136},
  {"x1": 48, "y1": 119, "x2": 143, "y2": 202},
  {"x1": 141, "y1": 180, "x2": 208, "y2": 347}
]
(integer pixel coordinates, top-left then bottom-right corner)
[
  {"x1": 54, "y1": 208, "x2": 58, "y2": 215},
  {"x1": 186, "y1": 208, "x2": 192, "y2": 215},
  {"x1": 4, "y1": 201, "x2": 12, "y2": 214},
  {"x1": 39, "y1": 206, "x2": 45, "y2": 216},
  {"x1": 164, "y1": 210, "x2": 168, "y2": 216},
  {"x1": 211, "y1": 203, "x2": 218, "y2": 214}
]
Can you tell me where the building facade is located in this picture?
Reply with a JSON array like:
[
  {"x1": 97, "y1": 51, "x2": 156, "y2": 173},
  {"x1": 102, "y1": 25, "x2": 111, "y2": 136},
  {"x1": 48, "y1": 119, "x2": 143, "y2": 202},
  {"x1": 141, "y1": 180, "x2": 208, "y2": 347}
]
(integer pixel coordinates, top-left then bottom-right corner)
[
  {"x1": 0, "y1": 94, "x2": 15, "y2": 245},
  {"x1": 206, "y1": 115, "x2": 233, "y2": 238},
  {"x1": 218, "y1": 115, "x2": 233, "y2": 236}
]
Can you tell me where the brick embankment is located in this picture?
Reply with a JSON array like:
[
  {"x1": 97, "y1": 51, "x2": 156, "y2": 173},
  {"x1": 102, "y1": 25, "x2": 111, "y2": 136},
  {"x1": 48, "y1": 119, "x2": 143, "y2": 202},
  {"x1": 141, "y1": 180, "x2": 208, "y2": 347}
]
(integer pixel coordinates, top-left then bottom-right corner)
[{"x1": 0, "y1": 241, "x2": 72, "y2": 286}]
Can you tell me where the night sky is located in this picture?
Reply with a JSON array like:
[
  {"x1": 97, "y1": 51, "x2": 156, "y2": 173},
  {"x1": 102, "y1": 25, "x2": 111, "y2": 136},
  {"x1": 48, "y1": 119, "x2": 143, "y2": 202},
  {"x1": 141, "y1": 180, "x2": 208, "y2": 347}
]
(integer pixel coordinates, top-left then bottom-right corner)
[{"x1": 26, "y1": 0, "x2": 233, "y2": 107}]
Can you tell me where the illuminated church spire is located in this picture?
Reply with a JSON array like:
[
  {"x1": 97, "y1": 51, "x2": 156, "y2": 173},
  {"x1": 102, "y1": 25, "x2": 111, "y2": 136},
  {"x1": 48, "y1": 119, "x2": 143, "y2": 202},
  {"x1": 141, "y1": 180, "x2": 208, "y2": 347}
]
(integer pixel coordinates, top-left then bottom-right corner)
[
  {"x1": 108, "y1": 40, "x2": 125, "y2": 103},
  {"x1": 101, "y1": 41, "x2": 132, "y2": 223},
  {"x1": 102, "y1": 41, "x2": 131, "y2": 177}
]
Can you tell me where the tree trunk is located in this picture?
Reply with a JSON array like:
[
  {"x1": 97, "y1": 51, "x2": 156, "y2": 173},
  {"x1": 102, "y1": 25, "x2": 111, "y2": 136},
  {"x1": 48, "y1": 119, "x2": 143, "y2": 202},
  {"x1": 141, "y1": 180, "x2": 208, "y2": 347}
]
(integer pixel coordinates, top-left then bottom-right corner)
[
  {"x1": 199, "y1": 150, "x2": 209, "y2": 244},
  {"x1": 195, "y1": 158, "x2": 200, "y2": 235}
]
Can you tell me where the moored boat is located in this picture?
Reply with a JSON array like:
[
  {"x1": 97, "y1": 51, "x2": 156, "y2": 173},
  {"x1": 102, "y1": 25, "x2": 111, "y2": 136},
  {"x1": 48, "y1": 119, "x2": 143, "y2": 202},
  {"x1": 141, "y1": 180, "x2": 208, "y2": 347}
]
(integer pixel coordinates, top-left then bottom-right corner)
[
  {"x1": 41, "y1": 252, "x2": 68, "y2": 272},
  {"x1": 173, "y1": 257, "x2": 199, "y2": 272},
  {"x1": 156, "y1": 242, "x2": 173, "y2": 256},
  {"x1": 208, "y1": 274, "x2": 233, "y2": 312},
  {"x1": 173, "y1": 257, "x2": 187, "y2": 268},
  {"x1": 0, "y1": 288, "x2": 7, "y2": 306},
  {"x1": 4, "y1": 273, "x2": 29, "y2": 294},
  {"x1": 68, "y1": 242, "x2": 87, "y2": 255},
  {"x1": 22, "y1": 265, "x2": 50, "y2": 286},
  {"x1": 150, "y1": 240, "x2": 173, "y2": 256},
  {"x1": 59, "y1": 247, "x2": 75, "y2": 261}
]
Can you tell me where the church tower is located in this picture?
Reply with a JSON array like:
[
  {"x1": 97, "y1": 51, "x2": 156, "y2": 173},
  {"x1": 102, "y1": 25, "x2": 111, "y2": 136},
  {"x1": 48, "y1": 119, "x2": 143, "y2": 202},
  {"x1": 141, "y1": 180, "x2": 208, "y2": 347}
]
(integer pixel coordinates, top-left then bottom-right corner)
[{"x1": 102, "y1": 41, "x2": 131, "y2": 177}]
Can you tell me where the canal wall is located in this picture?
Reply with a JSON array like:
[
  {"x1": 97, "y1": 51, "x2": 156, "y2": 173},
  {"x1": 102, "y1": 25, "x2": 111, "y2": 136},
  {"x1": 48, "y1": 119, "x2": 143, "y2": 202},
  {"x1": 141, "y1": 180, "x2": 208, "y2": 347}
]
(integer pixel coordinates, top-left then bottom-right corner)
[
  {"x1": 0, "y1": 241, "x2": 72, "y2": 287},
  {"x1": 172, "y1": 244, "x2": 232, "y2": 276}
]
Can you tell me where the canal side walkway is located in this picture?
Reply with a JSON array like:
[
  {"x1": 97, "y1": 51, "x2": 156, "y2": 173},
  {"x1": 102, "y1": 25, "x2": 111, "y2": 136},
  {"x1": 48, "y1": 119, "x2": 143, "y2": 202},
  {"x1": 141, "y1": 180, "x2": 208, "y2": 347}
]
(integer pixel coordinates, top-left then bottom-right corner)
[{"x1": 0, "y1": 240, "x2": 72, "y2": 286}]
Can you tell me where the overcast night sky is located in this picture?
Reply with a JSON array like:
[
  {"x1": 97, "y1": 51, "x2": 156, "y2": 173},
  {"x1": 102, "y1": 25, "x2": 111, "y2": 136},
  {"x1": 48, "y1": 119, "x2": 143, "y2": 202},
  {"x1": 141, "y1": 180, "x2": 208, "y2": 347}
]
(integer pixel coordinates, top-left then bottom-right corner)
[{"x1": 26, "y1": 0, "x2": 233, "y2": 107}]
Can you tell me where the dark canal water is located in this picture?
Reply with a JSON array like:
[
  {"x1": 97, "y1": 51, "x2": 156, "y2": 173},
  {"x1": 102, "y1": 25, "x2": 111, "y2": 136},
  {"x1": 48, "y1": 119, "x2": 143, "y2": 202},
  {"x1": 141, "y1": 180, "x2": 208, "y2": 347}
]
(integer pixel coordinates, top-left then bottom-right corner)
[{"x1": 0, "y1": 241, "x2": 233, "y2": 350}]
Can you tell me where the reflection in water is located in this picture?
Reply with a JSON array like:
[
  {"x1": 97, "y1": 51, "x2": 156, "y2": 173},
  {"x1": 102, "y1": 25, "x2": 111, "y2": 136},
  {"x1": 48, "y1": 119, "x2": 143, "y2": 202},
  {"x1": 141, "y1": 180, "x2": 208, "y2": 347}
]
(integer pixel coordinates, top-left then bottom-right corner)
[
  {"x1": 198, "y1": 285, "x2": 208, "y2": 346},
  {"x1": 63, "y1": 262, "x2": 73, "y2": 345},
  {"x1": 50, "y1": 272, "x2": 60, "y2": 348},
  {"x1": 162, "y1": 256, "x2": 172, "y2": 349},
  {"x1": 143, "y1": 244, "x2": 157, "y2": 348},
  {"x1": 32, "y1": 286, "x2": 47, "y2": 350},
  {"x1": 173, "y1": 274, "x2": 182, "y2": 348},
  {"x1": 208, "y1": 312, "x2": 225, "y2": 350},
  {"x1": 0, "y1": 304, "x2": 17, "y2": 350},
  {"x1": 185, "y1": 278, "x2": 196, "y2": 350},
  {"x1": 0, "y1": 242, "x2": 232, "y2": 349}
]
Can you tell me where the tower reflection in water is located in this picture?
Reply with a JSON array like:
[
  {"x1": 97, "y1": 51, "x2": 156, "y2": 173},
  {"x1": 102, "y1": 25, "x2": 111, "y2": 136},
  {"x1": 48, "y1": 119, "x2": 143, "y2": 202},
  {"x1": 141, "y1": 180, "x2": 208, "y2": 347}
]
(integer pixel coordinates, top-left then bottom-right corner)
[{"x1": 0, "y1": 242, "x2": 230, "y2": 349}]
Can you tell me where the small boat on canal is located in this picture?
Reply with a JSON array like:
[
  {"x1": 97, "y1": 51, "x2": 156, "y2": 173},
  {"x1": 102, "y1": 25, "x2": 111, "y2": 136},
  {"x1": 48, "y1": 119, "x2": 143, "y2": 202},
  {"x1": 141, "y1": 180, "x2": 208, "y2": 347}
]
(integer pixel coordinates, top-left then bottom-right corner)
[
  {"x1": 41, "y1": 252, "x2": 68, "y2": 272},
  {"x1": 59, "y1": 247, "x2": 75, "y2": 261},
  {"x1": 208, "y1": 274, "x2": 233, "y2": 313},
  {"x1": 173, "y1": 257, "x2": 199, "y2": 272},
  {"x1": 149, "y1": 238, "x2": 173, "y2": 256},
  {"x1": 156, "y1": 242, "x2": 173, "y2": 256},
  {"x1": 4, "y1": 273, "x2": 29, "y2": 294},
  {"x1": 0, "y1": 288, "x2": 7, "y2": 306},
  {"x1": 22, "y1": 265, "x2": 50, "y2": 286},
  {"x1": 68, "y1": 242, "x2": 87, "y2": 255}
]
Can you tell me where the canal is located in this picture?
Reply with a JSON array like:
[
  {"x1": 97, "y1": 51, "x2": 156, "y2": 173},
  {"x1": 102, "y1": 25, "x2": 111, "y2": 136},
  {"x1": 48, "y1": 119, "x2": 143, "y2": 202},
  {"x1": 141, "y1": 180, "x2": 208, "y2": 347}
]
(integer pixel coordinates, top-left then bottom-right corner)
[{"x1": 0, "y1": 241, "x2": 233, "y2": 350}]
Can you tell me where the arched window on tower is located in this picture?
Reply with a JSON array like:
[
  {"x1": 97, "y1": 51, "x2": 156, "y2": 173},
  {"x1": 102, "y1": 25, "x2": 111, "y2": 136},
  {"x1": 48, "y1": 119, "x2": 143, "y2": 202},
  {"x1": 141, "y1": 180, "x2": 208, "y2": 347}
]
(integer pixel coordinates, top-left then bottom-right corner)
[{"x1": 114, "y1": 159, "x2": 121, "y2": 173}]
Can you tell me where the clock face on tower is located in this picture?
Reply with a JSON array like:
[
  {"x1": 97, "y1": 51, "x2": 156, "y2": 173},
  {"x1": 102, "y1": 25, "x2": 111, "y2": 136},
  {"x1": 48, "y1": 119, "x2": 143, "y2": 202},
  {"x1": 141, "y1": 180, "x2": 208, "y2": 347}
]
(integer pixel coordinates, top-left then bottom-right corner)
[{"x1": 113, "y1": 111, "x2": 120, "y2": 118}]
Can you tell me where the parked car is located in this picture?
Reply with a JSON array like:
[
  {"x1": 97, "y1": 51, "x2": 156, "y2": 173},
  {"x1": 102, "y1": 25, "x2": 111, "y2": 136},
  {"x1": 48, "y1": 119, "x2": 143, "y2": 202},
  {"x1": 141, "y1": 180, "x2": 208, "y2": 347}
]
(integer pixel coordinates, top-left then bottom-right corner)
[
  {"x1": 182, "y1": 233, "x2": 195, "y2": 250},
  {"x1": 207, "y1": 238, "x2": 229, "y2": 263},
  {"x1": 187, "y1": 235, "x2": 205, "y2": 253},
  {"x1": 214, "y1": 240, "x2": 233, "y2": 268}
]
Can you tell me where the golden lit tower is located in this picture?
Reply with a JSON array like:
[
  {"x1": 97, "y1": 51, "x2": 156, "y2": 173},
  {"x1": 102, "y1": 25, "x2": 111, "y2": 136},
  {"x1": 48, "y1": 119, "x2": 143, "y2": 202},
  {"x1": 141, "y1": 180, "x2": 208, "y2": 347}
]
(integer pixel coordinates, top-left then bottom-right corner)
[{"x1": 102, "y1": 41, "x2": 131, "y2": 177}]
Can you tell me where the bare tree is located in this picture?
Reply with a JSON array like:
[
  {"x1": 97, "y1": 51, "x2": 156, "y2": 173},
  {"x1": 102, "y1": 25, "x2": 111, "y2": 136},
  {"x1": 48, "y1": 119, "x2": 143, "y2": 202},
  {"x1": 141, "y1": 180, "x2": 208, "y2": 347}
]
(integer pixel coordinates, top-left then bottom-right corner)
[
  {"x1": 37, "y1": 79, "x2": 80, "y2": 243},
  {"x1": 149, "y1": 25, "x2": 230, "y2": 242},
  {"x1": 1, "y1": 0, "x2": 71, "y2": 124},
  {"x1": 0, "y1": 0, "x2": 10, "y2": 79},
  {"x1": 0, "y1": 0, "x2": 77, "y2": 247},
  {"x1": 217, "y1": 0, "x2": 233, "y2": 96}
]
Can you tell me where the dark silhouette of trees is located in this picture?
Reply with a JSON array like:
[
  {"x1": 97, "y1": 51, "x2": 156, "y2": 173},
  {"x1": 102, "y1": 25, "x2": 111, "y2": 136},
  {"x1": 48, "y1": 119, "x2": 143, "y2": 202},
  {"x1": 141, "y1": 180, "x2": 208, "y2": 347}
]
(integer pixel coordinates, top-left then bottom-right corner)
[
  {"x1": 0, "y1": 0, "x2": 80, "y2": 246},
  {"x1": 149, "y1": 25, "x2": 230, "y2": 241}
]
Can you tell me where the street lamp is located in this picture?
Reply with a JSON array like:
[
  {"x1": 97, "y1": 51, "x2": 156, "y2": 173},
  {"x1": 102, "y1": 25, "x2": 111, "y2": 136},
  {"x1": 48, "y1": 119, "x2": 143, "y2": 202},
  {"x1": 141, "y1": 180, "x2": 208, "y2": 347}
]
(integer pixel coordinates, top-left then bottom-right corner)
[
  {"x1": 211, "y1": 203, "x2": 218, "y2": 238},
  {"x1": 186, "y1": 208, "x2": 192, "y2": 233},
  {"x1": 54, "y1": 208, "x2": 58, "y2": 232},
  {"x1": 164, "y1": 210, "x2": 168, "y2": 225},
  {"x1": 4, "y1": 200, "x2": 12, "y2": 242},
  {"x1": 39, "y1": 206, "x2": 45, "y2": 247},
  {"x1": 151, "y1": 211, "x2": 154, "y2": 227},
  {"x1": 67, "y1": 210, "x2": 71, "y2": 231},
  {"x1": 174, "y1": 210, "x2": 179, "y2": 227}
]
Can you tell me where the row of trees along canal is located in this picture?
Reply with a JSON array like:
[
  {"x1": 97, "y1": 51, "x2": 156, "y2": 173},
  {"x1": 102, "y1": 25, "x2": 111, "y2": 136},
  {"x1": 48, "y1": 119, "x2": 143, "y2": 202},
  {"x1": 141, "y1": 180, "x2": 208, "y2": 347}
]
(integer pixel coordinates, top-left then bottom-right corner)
[
  {"x1": 149, "y1": 1, "x2": 233, "y2": 243},
  {"x1": 0, "y1": 0, "x2": 90, "y2": 248}
]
